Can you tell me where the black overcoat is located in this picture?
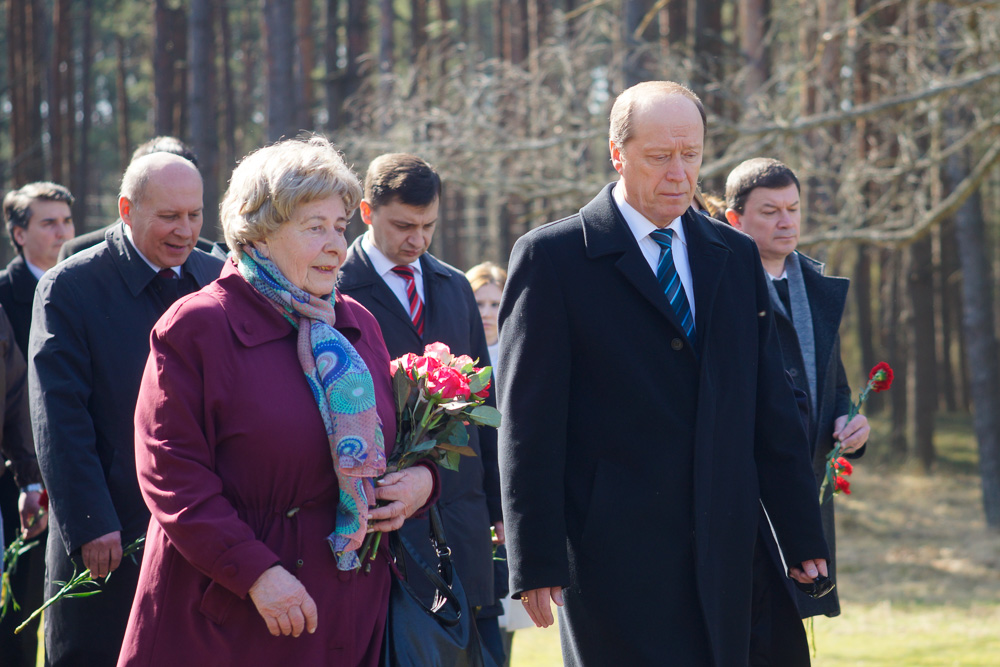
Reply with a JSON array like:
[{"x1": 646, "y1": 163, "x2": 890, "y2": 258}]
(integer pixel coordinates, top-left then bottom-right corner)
[
  {"x1": 0, "y1": 255, "x2": 38, "y2": 355},
  {"x1": 498, "y1": 185, "x2": 829, "y2": 667},
  {"x1": 767, "y1": 252, "x2": 852, "y2": 618},
  {"x1": 336, "y1": 238, "x2": 501, "y2": 608},
  {"x1": 28, "y1": 223, "x2": 223, "y2": 666}
]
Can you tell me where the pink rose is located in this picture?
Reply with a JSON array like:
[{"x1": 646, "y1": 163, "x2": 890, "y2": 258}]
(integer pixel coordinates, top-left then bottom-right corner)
[
  {"x1": 450, "y1": 355, "x2": 476, "y2": 371},
  {"x1": 414, "y1": 355, "x2": 442, "y2": 378},
  {"x1": 426, "y1": 365, "x2": 471, "y2": 401},
  {"x1": 390, "y1": 352, "x2": 421, "y2": 377},
  {"x1": 423, "y1": 342, "x2": 454, "y2": 364}
]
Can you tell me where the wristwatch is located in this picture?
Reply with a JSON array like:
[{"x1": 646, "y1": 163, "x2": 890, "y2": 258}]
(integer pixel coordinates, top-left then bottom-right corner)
[{"x1": 20, "y1": 483, "x2": 44, "y2": 494}]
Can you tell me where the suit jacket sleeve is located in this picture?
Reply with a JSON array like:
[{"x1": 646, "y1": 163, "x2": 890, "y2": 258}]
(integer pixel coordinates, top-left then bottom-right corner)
[
  {"x1": 498, "y1": 236, "x2": 572, "y2": 596},
  {"x1": 135, "y1": 302, "x2": 280, "y2": 598},
  {"x1": 465, "y1": 282, "x2": 502, "y2": 524},
  {"x1": 30, "y1": 274, "x2": 119, "y2": 553},
  {"x1": 0, "y1": 307, "x2": 39, "y2": 487},
  {"x1": 750, "y1": 245, "x2": 830, "y2": 569}
]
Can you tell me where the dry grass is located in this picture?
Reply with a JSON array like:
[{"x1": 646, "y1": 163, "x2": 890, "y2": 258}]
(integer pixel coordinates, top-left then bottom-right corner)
[{"x1": 511, "y1": 414, "x2": 1000, "y2": 666}]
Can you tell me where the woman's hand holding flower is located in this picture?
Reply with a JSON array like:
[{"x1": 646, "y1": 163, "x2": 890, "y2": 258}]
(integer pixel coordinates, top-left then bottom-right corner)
[
  {"x1": 368, "y1": 466, "x2": 434, "y2": 532},
  {"x1": 248, "y1": 565, "x2": 318, "y2": 638}
]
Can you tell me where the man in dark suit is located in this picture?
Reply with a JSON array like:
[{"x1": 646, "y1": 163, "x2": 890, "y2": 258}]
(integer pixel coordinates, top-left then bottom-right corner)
[
  {"x1": 498, "y1": 81, "x2": 830, "y2": 666},
  {"x1": 58, "y1": 136, "x2": 215, "y2": 261},
  {"x1": 1, "y1": 182, "x2": 76, "y2": 352},
  {"x1": 29, "y1": 153, "x2": 223, "y2": 666},
  {"x1": 335, "y1": 153, "x2": 503, "y2": 661},
  {"x1": 0, "y1": 181, "x2": 74, "y2": 664},
  {"x1": 725, "y1": 158, "x2": 870, "y2": 666}
]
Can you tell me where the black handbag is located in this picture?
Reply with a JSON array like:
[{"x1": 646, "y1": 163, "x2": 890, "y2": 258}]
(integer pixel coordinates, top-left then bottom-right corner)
[{"x1": 380, "y1": 506, "x2": 497, "y2": 667}]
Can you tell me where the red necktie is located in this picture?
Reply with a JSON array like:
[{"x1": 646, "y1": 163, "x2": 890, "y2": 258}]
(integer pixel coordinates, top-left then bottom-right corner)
[{"x1": 390, "y1": 265, "x2": 425, "y2": 337}]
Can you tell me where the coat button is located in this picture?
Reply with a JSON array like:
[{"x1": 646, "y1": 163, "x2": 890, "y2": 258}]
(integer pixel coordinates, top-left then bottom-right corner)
[
  {"x1": 671, "y1": 338, "x2": 683, "y2": 351},
  {"x1": 222, "y1": 564, "x2": 238, "y2": 578},
  {"x1": 242, "y1": 322, "x2": 253, "y2": 334},
  {"x1": 788, "y1": 368, "x2": 798, "y2": 377}
]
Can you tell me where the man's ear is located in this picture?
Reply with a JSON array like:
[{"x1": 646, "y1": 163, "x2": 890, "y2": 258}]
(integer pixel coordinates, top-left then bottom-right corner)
[
  {"x1": 11, "y1": 225, "x2": 26, "y2": 248},
  {"x1": 726, "y1": 208, "x2": 742, "y2": 230},
  {"x1": 119, "y1": 196, "x2": 133, "y2": 227},
  {"x1": 359, "y1": 200, "x2": 373, "y2": 226},
  {"x1": 609, "y1": 140, "x2": 624, "y2": 175}
]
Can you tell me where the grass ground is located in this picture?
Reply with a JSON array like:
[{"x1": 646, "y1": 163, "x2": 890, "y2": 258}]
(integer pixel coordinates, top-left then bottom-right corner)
[{"x1": 509, "y1": 414, "x2": 1000, "y2": 666}]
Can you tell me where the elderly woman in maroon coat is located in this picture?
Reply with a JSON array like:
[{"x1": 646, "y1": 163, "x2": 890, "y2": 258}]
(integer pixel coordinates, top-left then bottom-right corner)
[{"x1": 118, "y1": 136, "x2": 437, "y2": 666}]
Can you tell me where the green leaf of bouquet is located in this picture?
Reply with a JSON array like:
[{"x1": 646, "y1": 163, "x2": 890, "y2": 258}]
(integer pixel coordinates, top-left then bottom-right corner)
[
  {"x1": 393, "y1": 372, "x2": 413, "y2": 411},
  {"x1": 63, "y1": 591, "x2": 103, "y2": 599},
  {"x1": 469, "y1": 405, "x2": 501, "y2": 428},
  {"x1": 468, "y1": 367, "x2": 493, "y2": 394},
  {"x1": 436, "y1": 443, "x2": 477, "y2": 457},
  {"x1": 438, "y1": 449, "x2": 462, "y2": 471},
  {"x1": 442, "y1": 420, "x2": 469, "y2": 446},
  {"x1": 412, "y1": 439, "x2": 438, "y2": 453}
]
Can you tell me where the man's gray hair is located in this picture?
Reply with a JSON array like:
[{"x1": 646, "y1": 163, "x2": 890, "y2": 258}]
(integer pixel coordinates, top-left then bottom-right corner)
[{"x1": 609, "y1": 81, "x2": 706, "y2": 150}]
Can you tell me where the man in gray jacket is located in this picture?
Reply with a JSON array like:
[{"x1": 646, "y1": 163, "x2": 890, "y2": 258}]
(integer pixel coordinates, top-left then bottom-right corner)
[{"x1": 29, "y1": 153, "x2": 223, "y2": 666}]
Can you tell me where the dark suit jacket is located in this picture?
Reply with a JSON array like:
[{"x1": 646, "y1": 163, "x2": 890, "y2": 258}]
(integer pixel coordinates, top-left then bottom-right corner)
[
  {"x1": 498, "y1": 184, "x2": 829, "y2": 667},
  {"x1": 29, "y1": 223, "x2": 223, "y2": 665},
  {"x1": 58, "y1": 222, "x2": 217, "y2": 262},
  {"x1": 0, "y1": 255, "x2": 38, "y2": 355},
  {"x1": 769, "y1": 252, "x2": 852, "y2": 618},
  {"x1": 336, "y1": 238, "x2": 501, "y2": 608}
]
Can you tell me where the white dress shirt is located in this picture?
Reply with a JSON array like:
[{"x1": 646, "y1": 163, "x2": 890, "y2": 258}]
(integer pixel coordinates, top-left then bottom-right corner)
[
  {"x1": 613, "y1": 181, "x2": 696, "y2": 321},
  {"x1": 361, "y1": 230, "x2": 424, "y2": 314},
  {"x1": 123, "y1": 222, "x2": 182, "y2": 276}
]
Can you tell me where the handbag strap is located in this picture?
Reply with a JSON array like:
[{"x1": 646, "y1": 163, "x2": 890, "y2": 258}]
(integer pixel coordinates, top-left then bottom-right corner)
[
  {"x1": 428, "y1": 504, "x2": 454, "y2": 585},
  {"x1": 391, "y1": 530, "x2": 464, "y2": 625}
]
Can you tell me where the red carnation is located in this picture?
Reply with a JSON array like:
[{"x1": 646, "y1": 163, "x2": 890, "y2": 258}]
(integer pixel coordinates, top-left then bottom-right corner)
[
  {"x1": 869, "y1": 362, "x2": 893, "y2": 393},
  {"x1": 835, "y1": 476, "x2": 851, "y2": 495},
  {"x1": 39, "y1": 488, "x2": 49, "y2": 512},
  {"x1": 834, "y1": 457, "x2": 854, "y2": 475}
]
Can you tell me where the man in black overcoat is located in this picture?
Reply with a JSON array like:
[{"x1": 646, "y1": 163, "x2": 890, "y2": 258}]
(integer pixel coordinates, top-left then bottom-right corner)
[
  {"x1": 725, "y1": 158, "x2": 870, "y2": 665},
  {"x1": 336, "y1": 153, "x2": 503, "y2": 657},
  {"x1": 498, "y1": 81, "x2": 830, "y2": 666},
  {"x1": 29, "y1": 153, "x2": 223, "y2": 666},
  {"x1": 0, "y1": 181, "x2": 74, "y2": 664}
]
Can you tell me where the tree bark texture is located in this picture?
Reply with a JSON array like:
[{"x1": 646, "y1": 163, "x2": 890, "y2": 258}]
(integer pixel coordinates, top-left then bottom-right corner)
[
  {"x1": 263, "y1": 0, "x2": 297, "y2": 141},
  {"x1": 189, "y1": 0, "x2": 220, "y2": 239},
  {"x1": 907, "y1": 236, "x2": 937, "y2": 471}
]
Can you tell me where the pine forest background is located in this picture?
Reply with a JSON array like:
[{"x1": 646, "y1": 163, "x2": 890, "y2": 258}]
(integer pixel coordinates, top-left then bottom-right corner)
[{"x1": 4, "y1": 0, "x2": 1000, "y2": 527}]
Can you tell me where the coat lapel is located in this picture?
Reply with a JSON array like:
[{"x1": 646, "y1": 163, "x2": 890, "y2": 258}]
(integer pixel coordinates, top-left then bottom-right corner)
[
  {"x1": 8, "y1": 256, "x2": 37, "y2": 306},
  {"x1": 682, "y1": 210, "x2": 731, "y2": 351},
  {"x1": 339, "y1": 238, "x2": 420, "y2": 336},
  {"x1": 418, "y1": 253, "x2": 454, "y2": 342},
  {"x1": 580, "y1": 184, "x2": 694, "y2": 343}
]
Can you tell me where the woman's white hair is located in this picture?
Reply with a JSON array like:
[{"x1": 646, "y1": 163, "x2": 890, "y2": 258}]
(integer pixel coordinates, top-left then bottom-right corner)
[{"x1": 220, "y1": 135, "x2": 362, "y2": 257}]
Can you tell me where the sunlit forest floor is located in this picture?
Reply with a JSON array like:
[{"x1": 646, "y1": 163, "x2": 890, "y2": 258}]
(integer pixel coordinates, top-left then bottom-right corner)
[{"x1": 509, "y1": 414, "x2": 1000, "y2": 666}]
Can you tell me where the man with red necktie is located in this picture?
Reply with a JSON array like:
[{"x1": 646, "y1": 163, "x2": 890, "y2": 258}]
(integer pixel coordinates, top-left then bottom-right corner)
[{"x1": 335, "y1": 153, "x2": 504, "y2": 663}]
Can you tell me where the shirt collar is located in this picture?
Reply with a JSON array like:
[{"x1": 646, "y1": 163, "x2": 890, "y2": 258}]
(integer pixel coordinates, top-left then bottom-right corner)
[
  {"x1": 361, "y1": 229, "x2": 422, "y2": 278},
  {"x1": 123, "y1": 223, "x2": 182, "y2": 276},
  {"x1": 613, "y1": 181, "x2": 687, "y2": 248},
  {"x1": 24, "y1": 258, "x2": 46, "y2": 281}
]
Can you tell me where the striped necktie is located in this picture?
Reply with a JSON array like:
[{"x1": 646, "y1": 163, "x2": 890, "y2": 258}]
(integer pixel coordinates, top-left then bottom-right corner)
[
  {"x1": 650, "y1": 228, "x2": 695, "y2": 340},
  {"x1": 390, "y1": 265, "x2": 425, "y2": 337}
]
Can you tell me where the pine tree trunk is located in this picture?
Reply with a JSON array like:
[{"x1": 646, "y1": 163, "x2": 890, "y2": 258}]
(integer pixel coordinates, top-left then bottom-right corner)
[
  {"x1": 74, "y1": 0, "x2": 95, "y2": 227},
  {"x1": 949, "y1": 140, "x2": 1000, "y2": 528},
  {"x1": 263, "y1": 0, "x2": 297, "y2": 141},
  {"x1": 325, "y1": 0, "x2": 341, "y2": 130},
  {"x1": 907, "y1": 236, "x2": 937, "y2": 471},
  {"x1": 189, "y1": 0, "x2": 220, "y2": 239}
]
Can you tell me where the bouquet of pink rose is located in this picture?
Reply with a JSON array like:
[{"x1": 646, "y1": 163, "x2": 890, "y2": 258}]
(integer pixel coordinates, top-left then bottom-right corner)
[{"x1": 355, "y1": 342, "x2": 501, "y2": 567}]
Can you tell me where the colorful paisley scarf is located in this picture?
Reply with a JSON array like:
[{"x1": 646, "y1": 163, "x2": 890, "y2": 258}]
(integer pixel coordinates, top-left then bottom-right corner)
[{"x1": 238, "y1": 247, "x2": 386, "y2": 571}]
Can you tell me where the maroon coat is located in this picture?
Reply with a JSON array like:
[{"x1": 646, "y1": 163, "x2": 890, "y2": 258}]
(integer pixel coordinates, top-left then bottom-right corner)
[{"x1": 119, "y1": 261, "x2": 410, "y2": 666}]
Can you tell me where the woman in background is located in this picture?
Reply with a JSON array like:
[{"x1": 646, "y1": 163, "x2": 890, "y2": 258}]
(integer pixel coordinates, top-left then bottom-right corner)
[{"x1": 466, "y1": 261, "x2": 532, "y2": 666}]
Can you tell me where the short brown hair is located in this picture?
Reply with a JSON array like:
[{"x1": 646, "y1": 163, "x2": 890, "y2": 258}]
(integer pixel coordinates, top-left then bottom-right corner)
[
  {"x1": 364, "y1": 153, "x2": 441, "y2": 210},
  {"x1": 466, "y1": 261, "x2": 507, "y2": 293},
  {"x1": 3, "y1": 182, "x2": 74, "y2": 252},
  {"x1": 609, "y1": 81, "x2": 706, "y2": 149},
  {"x1": 725, "y1": 158, "x2": 800, "y2": 214}
]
